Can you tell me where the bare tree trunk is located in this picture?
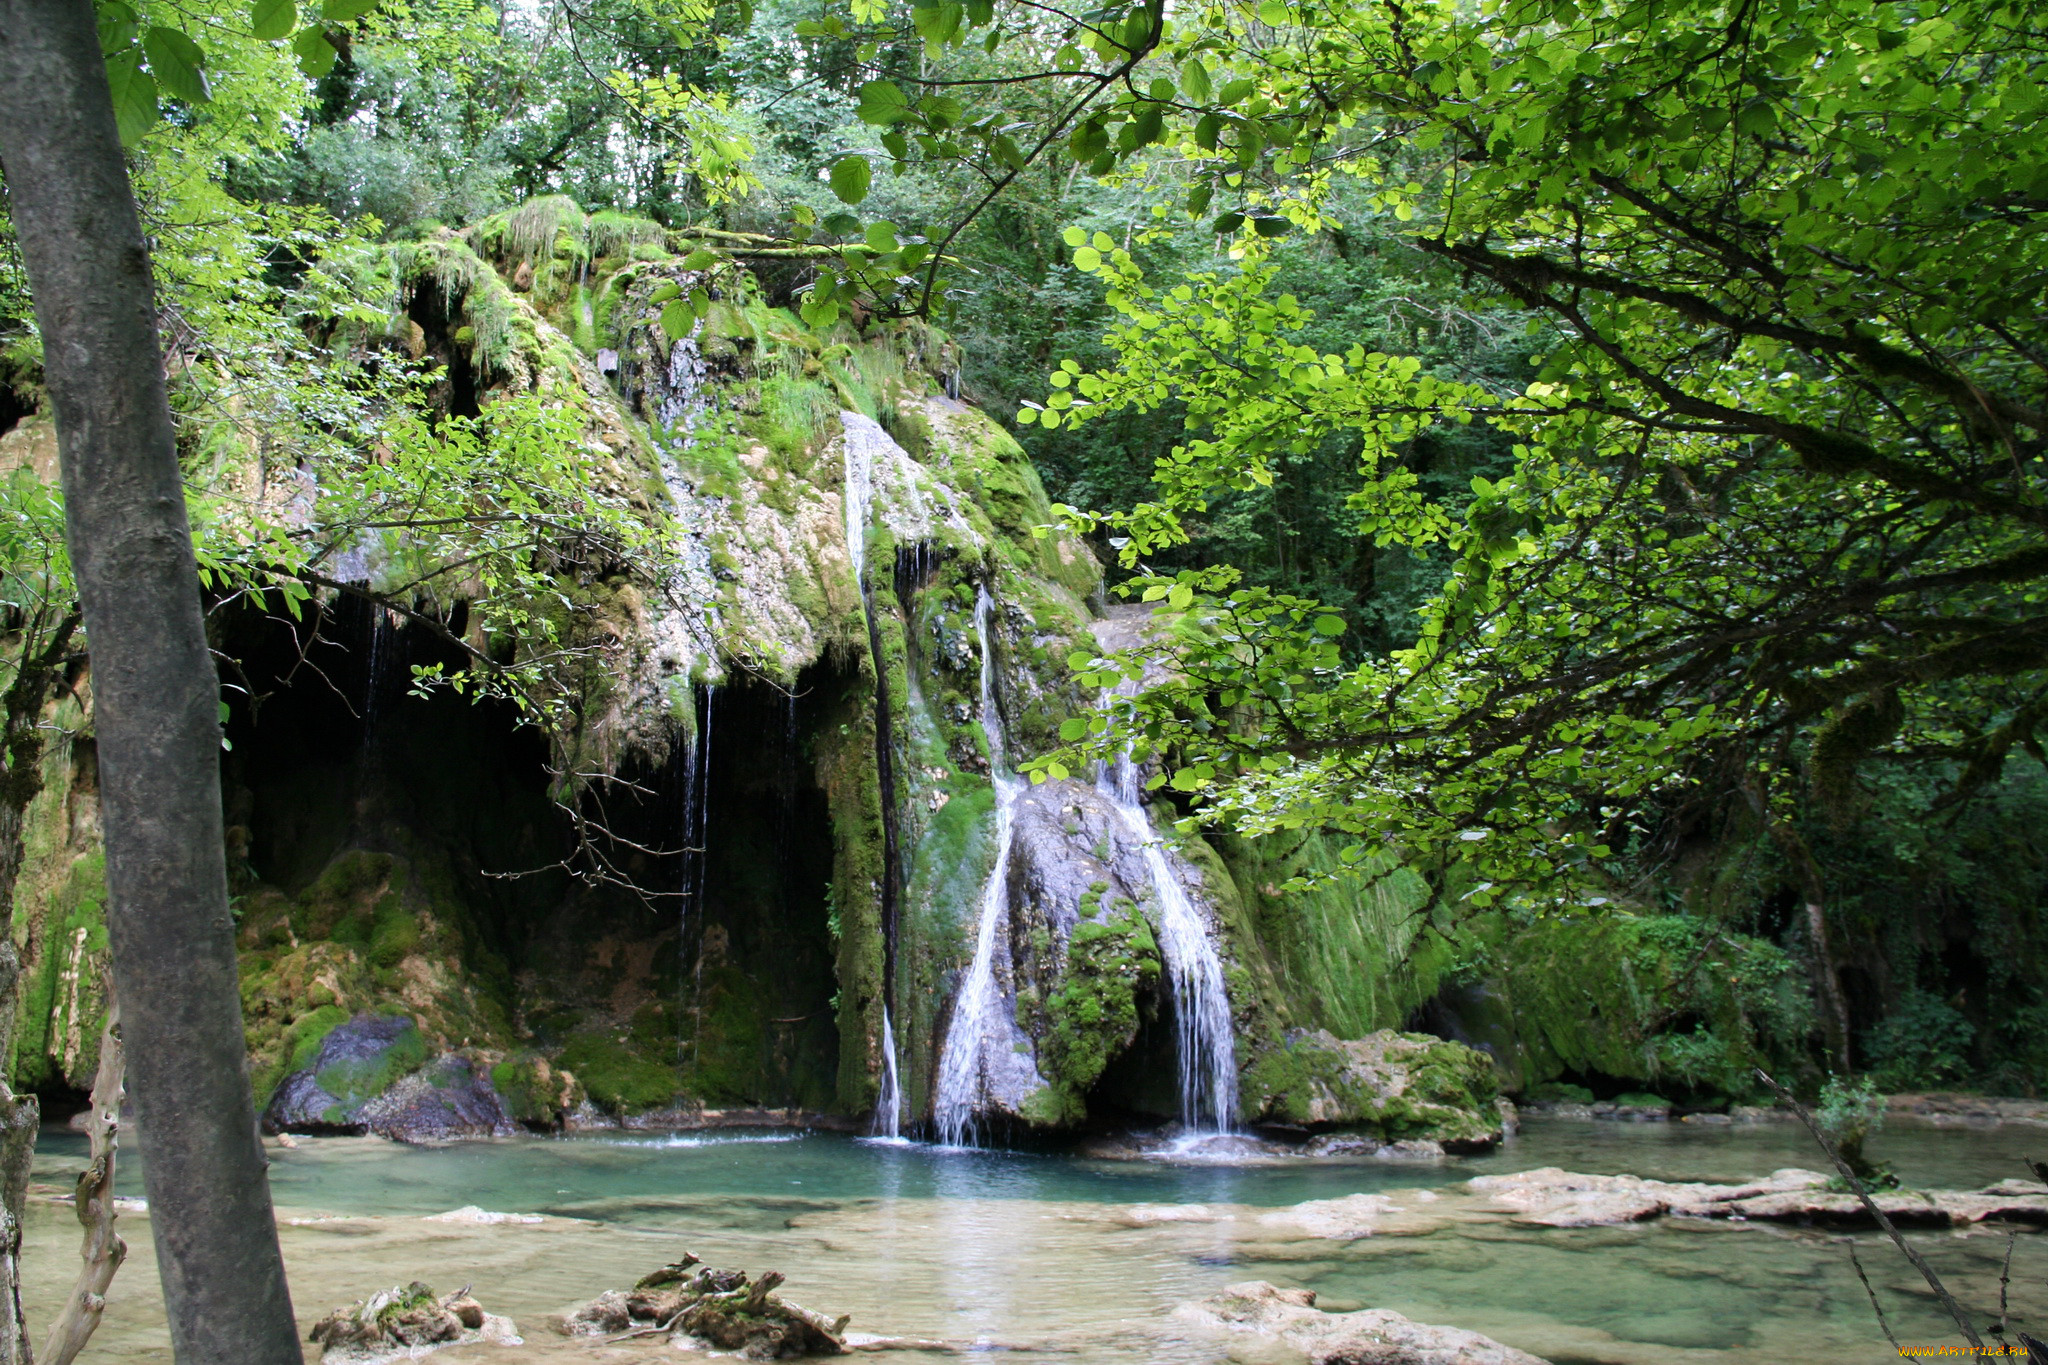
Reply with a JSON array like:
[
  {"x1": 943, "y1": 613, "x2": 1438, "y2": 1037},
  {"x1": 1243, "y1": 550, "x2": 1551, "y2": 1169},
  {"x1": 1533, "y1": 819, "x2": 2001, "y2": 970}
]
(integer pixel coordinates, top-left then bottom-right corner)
[
  {"x1": 43, "y1": 990, "x2": 124, "y2": 1365},
  {"x1": 0, "y1": 4, "x2": 304, "y2": 1361},
  {"x1": 1747, "y1": 783, "x2": 1854, "y2": 1074}
]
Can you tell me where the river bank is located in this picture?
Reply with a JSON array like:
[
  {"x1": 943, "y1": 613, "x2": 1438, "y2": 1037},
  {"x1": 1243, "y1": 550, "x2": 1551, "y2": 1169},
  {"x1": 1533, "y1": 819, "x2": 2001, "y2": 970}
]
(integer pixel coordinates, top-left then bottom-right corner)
[{"x1": 23, "y1": 1115, "x2": 2046, "y2": 1363}]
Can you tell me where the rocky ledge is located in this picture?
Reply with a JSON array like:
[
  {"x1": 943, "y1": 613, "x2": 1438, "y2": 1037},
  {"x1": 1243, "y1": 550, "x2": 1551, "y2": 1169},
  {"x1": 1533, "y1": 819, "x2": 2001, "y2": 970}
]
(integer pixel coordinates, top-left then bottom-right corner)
[
  {"x1": 1175, "y1": 1281, "x2": 1548, "y2": 1365},
  {"x1": 1467, "y1": 1167, "x2": 2048, "y2": 1229}
]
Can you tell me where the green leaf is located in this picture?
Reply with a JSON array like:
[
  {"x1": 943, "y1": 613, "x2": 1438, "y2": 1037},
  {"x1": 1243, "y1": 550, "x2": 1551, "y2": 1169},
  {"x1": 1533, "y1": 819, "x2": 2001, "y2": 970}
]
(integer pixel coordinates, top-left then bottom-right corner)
[
  {"x1": 659, "y1": 299, "x2": 694, "y2": 341},
  {"x1": 322, "y1": 0, "x2": 379, "y2": 19},
  {"x1": 97, "y1": 2, "x2": 139, "y2": 53},
  {"x1": 680, "y1": 249, "x2": 718, "y2": 271},
  {"x1": 690, "y1": 287, "x2": 712, "y2": 319},
  {"x1": 649, "y1": 282, "x2": 682, "y2": 304},
  {"x1": 104, "y1": 49, "x2": 158, "y2": 144},
  {"x1": 1180, "y1": 58, "x2": 1212, "y2": 103},
  {"x1": 1251, "y1": 215, "x2": 1292, "y2": 238},
  {"x1": 1072, "y1": 246, "x2": 1102, "y2": 270},
  {"x1": 249, "y1": 0, "x2": 296, "y2": 41},
  {"x1": 855, "y1": 79, "x2": 910, "y2": 125},
  {"x1": 142, "y1": 26, "x2": 208, "y2": 103},
  {"x1": 828, "y1": 154, "x2": 872, "y2": 204},
  {"x1": 1059, "y1": 717, "x2": 1089, "y2": 741},
  {"x1": 1211, "y1": 211, "x2": 1245, "y2": 235},
  {"x1": 1061, "y1": 225, "x2": 1086, "y2": 247},
  {"x1": 864, "y1": 220, "x2": 898, "y2": 251},
  {"x1": 1313, "y1": 615, "x2": 1345, "y2": 635},
  {"x1": 292, "y1": 24, "x2": 338, "y2": 75}
]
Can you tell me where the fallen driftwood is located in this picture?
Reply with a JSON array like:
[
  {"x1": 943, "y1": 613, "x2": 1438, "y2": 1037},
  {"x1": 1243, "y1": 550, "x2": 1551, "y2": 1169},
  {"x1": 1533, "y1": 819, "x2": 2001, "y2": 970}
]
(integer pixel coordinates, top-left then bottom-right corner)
[
  {"x1": 556, "y1": 1254, "x2": 849, "y2": 1358},
  {"x1": 309, "y1": 1282, "x2": 520, "y2": 1364}
]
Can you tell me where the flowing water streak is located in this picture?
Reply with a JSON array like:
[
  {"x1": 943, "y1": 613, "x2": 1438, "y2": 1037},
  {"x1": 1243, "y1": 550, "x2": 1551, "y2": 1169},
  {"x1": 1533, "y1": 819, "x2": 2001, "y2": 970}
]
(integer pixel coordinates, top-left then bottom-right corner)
[
  {"x1": 1097, "y1": 704, "x2": 1239, "y2": 1133},
  {"x1": 679, "y1": 686, "x2": 716, "y2": 1066},
  {"x1": 931, "y1": 587, "x2": 1025, "y2": 1146},
  {"x1": 844, "y1": 426, "x2": 907, "y2": 1139},
  {"x1": 876, "y1": 1005, "x2": 905, "y2": 1139}
]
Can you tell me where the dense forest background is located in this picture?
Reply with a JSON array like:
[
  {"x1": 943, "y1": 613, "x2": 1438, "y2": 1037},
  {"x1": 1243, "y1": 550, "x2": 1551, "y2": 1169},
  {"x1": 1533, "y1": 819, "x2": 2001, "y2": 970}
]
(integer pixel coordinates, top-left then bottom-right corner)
[{"x1": 1, "y1": 0, "x2": 2043, "y2": 1101}]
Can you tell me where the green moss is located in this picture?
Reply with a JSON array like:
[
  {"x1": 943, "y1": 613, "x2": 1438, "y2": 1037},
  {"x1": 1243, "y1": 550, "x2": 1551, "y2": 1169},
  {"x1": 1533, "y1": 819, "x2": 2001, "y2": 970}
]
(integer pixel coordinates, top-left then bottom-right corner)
[
  {"x1": 287, "y1": 1006, "x2": 351, "y2": 1072},
  {"x1": 491, "y1": 1053, "x2": 585, "y2": 1125},
  {"x1": 313, "y1": 1016, "x2": 429, "y2": 1106},
  {"x1": 1243, "y1": 1028, "x2": 1500, "y2": 1141},
  {"x1": 1031, "y1": 898, "x2": 1160, "y2": 1122},
  {"x1": 1472, "y1": 911, "x2": 1807, "y2": 1096},
  {"x1": 557, "y1": 1031, "x2": 679, "y2": 1113}
]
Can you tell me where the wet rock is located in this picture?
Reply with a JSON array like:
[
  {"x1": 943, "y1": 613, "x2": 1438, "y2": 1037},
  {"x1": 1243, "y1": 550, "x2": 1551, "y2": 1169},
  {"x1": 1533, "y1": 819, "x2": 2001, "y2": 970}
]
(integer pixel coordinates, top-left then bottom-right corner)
[
  {"x1": 264, "y1": 1015, "x2": 515, "y2": 1142},
  {"x1": 1466, "y1": 1167, "x2": 2048, "y2": 1229},
  {"x1": 359, "y1": 1058, "x2": 516, "y2": 1141},
  {"x1": 1245, "y1": 1028, "x2": 1506, "y2": 1149},
  {"x1": 556, "y1": 1255, "x2": 849, "y2": 1358},
  {"x1": 1175, "y1": 1280, "x2": 1549, "y2": 1365},
  {"x1": 1467, "y1": 1167, "x2": 1827, "y2": 1227},
  {"x1": 309, "y1": 1282, "x2": 520, "y2": 1364},
  {"x1": 1887, "y1": 1093, "x2": 2048, "y2": 1126}
]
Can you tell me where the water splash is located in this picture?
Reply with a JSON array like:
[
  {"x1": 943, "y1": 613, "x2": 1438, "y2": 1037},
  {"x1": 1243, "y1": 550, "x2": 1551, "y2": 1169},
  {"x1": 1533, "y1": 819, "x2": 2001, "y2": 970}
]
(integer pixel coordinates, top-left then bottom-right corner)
[
  {"x1": 1096, "y1": 703, "x2": 1239, "y2": 1133},
  {"x1": 931, "y1": 586, "x2": 1029, "y2": 1147}
]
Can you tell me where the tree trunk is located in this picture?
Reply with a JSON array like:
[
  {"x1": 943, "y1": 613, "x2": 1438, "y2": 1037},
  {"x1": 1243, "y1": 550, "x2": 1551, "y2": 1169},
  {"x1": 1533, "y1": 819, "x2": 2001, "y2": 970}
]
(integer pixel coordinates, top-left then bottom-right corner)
[
  {"x1": 0, "y1": 610, "x2": 74, "y2": 1365},
  {"x1": 0, "y1": 5, "x2": 304, "y2": 1362},
  {"x1": 42, "y1": 986, "x2": 124, "y2": 1365}
]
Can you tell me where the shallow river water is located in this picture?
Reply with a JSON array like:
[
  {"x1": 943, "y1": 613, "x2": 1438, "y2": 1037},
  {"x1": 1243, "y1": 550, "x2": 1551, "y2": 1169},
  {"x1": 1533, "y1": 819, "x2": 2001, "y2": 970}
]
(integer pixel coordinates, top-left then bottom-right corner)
[{"x1": 23, "y1": 1115, "x2": 2048, "y2": 1363}]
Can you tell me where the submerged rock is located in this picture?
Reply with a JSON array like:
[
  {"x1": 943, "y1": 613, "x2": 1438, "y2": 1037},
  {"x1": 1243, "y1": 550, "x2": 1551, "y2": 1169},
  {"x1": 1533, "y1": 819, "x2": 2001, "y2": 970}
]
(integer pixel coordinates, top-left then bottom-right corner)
[
  {"x1": 309, "y1": 1282, "x2": 520, "y2": 1364},
  {"x1": 1466, "y1": 1167, "x2": 2048, "y2": 1229},
  {"x1": 556, "y1": 1255, "x2": 849, "y2": 1358},
  {"x1": 264, "y1": 1014, "x2": 514, "y2": 1142},
  {"x1": 1175, "y1": 1281, "x2": 1549, "y2": 1365},
  {"x1": 1244, "y1": 1028, "x2": 1506, "y2": 1149}
]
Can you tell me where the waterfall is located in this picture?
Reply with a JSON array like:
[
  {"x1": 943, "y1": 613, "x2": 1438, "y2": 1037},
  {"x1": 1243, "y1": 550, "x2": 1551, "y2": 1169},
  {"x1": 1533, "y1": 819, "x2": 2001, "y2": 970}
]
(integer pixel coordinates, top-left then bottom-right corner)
[
  {"x1": 1096, "y1": 711, "x2": 1239, "y2": 1133},
  {"x1": 931, "y1": 586, "x2": 1026, "y2": 1146},
  {"x1": 845, "y1": 415, "x2": 908, "y2": 1139},
  {"x1": 679, "y1": 685, "x2": 717, "y2": 1067},
  {"x1": 876, "y1": 1004, "x2": 905, "y2": 1140}
]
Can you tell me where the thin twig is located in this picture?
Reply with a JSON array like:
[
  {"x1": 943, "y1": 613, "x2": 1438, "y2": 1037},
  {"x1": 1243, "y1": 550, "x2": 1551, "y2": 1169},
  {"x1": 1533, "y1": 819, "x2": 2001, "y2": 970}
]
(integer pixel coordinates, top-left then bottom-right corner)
[
  {"x1": 1847, "y1": 1243, "x2": 1902, "y2": 1352},
  {"x1": 1999, "y1": 1232, "x2": 2015, "y2": 1338},
  {"x1": 1754, "y1": 1069, "x2": 1983, "y2": 1348}
]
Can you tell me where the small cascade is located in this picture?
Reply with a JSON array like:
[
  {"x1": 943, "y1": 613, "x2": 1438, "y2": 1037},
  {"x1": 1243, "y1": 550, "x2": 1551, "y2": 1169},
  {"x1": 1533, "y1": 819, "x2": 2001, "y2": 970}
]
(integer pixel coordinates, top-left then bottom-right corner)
[
  {"x1": 678, "y1": 685, "x2": 717, "y2": 1066},
  {"x1": 931, "y1": 586, "x2": 1027, "y2": 1146},
  {"x1": 876, "y1": 1004, "x2": 905, "y2": 1140},
  {"x1": 655, "y1": 325, "x2": 711, "y2": 449},
  {"x1": 360, "y1": 604, "x2": 399, "y2": 752},
  {"x1": 1097, "y1": 726, "x2": 1239, "y2": 1133},
  {"x1": 845, "y1": 415, "x2": 912, "y2": 1139}
]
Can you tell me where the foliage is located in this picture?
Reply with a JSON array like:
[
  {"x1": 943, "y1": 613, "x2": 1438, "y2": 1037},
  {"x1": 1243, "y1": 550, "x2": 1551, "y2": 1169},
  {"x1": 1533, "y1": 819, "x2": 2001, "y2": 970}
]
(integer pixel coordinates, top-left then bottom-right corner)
[
  {"x1": 1815, "y1": 1072, "x2": 1897, "y2": 1189},
  {"x1": 1864, "y1": 992, "x2": 1975, "y2": 1093}
]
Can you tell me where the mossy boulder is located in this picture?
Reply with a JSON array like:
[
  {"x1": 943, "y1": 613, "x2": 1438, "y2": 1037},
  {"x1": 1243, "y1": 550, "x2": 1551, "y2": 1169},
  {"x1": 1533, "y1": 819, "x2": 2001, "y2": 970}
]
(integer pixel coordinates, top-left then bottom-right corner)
[
  {"x1": 264, "y1": 1013, "x2": 514, "y2": 1140},
  {"x1": 1243, "y1": 1028, "x2": 1506, "y2": 1149}
]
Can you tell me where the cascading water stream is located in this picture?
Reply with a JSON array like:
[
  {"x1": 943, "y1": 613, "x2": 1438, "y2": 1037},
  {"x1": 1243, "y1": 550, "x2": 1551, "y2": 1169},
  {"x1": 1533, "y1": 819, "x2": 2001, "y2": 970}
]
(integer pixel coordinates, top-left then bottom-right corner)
[
  {"x1": 845, "y1": 416, "x2": 908, "y2": 1139},
  {"x1": 678, "y1": 685, "x2": 717, "y2": 1068},
  {"x1": 931, "y1": 587, "x2": 1025, "y2": 1147},
  {"x1": 1097, "y1": 702, "x2": 1240, "y2": 1134}
]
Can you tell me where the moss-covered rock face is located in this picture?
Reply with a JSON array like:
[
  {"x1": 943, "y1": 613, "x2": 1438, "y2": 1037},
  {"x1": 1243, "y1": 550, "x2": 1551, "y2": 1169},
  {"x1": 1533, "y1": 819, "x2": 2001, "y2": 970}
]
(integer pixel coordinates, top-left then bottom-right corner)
[
  {"x1": 1242, "y1": 1028, "x2": 1506, "y2": 1148},
  {"x1": 1430, "y1": 912, "x2": 1809, "y2": 1102}
]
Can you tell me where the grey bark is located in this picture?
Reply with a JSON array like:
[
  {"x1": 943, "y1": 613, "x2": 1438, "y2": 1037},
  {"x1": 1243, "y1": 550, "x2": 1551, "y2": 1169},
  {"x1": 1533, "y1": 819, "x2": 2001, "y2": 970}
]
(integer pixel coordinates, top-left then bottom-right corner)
[{"x1": 0, "y1": 4, "x2": 304, "y2": 1361}]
